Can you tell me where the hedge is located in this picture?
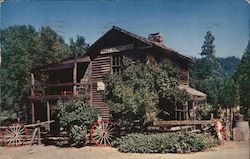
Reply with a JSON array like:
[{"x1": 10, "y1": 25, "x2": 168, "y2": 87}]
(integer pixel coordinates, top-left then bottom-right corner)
[{"x1": 112, "y1": 133, "x2": 218, "y2": 153}]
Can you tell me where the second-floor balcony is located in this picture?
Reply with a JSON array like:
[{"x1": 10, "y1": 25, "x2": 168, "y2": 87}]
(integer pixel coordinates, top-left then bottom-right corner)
[{"x1": 31, "y1": 82, "x2": 91, "y2": 101}]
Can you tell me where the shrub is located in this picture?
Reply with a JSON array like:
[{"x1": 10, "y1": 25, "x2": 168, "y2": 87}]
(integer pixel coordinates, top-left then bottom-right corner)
[
  {"x1": 55, "y1": 96, "x2": 97, "y2": 146},
  {"x1": 195, "y1": 103, "x2": 214, "y2": 120},
  {"x1": 112, "y1": 133, "x2": 218, "y2": 153}
]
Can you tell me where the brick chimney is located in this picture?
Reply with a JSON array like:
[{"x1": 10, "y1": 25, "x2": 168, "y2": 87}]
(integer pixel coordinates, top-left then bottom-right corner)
[{"x1": 148, "y1": 32, "x2": 164, "y2": 45}]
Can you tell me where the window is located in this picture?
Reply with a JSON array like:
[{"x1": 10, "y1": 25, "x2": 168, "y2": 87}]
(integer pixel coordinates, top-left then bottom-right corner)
[
  {"x1": 179, "y1": 70, "x2": 189, "y2": 85},
  {"x1": 112, "y1": 55, "x2": 123, "y2": 75},
  {"x1": 158, "y1": 55, "x2": 165, "y2": 64}
]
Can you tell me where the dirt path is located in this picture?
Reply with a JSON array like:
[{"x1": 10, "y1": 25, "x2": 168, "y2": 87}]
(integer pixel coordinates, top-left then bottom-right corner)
[{"x1": 0, "y1": 141, "x2": 249, "y2": 159}]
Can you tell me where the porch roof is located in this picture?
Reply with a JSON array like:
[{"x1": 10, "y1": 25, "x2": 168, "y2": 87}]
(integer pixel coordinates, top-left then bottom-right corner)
[
  {"x1": 31, "y1": 56, "x2": 90, "y2": 72},
  {"x1": 178, "y1": 84, "x2": 207, "y2": 101}
]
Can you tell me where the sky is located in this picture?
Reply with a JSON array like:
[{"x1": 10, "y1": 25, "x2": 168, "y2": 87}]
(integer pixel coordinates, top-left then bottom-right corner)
[{"x1": 1, "y1": 0, "x2": 249, "y2": 58}]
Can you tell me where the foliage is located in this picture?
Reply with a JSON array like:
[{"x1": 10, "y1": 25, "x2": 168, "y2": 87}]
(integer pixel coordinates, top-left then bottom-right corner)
[
  {"x1": 235, "y1": 40, "x2": 250, "y2": 118},
  {"x1": 218, "y1": 56, "x2": 240, "y2": 76},
  {"x1": 112, "y1": 133, "x2": 218, "y2": 153},
  {"x1": 190, "y1": 56, "x2": 222, "y2": 107},
  {"x1": 217, "y1": 76, "x2": 239, "y2": 108},
  {"x1": 0, "y1": 25, "x2": 71, "y2": 119},
  {"x1": 189, "y1": 31, "x2": 240, "y2": 115},
  {"x1": 68, "y1": 125, "x2": 86, "y2": 146},
  {"x1": 201, "y1": 31, "x2": 215, "y2": 57},
  {"x1": 105, "y1": 58, "x2": 187, "y2": 125},
  {"x1": 69, "y1": 35, "x2": 89, "y2": 56},
  {"x1": 55, "y1": 96, "x2": 97, "y2": 146},
  {"x1": 195, "y1": 103, "x2": 214, "y2": 120}
]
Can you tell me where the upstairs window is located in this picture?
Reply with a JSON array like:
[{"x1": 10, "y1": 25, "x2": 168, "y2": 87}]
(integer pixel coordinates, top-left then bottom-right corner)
[
  {"x1": 112, "y1": 54, "x2": 123, "y2": 75},
  {"x1": 179, "y1": 70, "x2": 189, "y2": 85}
]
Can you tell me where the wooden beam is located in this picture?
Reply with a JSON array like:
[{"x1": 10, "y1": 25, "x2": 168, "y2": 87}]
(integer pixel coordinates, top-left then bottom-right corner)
[
  {"x1": 45, "y1": 82, "x2": 75, "y2": 87},
  {"x1": 44, "y1": 82, "x2": 87, "y2": 88},
  {"x1": 89, "y1": 62, "x2": 93, "y2": 106},
  {"x1": 31, "y1": 102, "x2": 35, "y2": 123},
  {"x1": 186, "y1": 102, "x2": 189, "y2": 120},
  {"x1": 62, "y1": 56, "x2": 91, "y2": 64},
  {"x1": 0, "y1": 120, "x2": 55, "y2": 129},
  {"x1": 30, "y1": 94, "x2": 75, "y2": 101},
  {"x1": 43, "y1": 63, "x2": 74, "y2": 71},
  {"x1": 73, "y1": 62, "x2": 77, "y2": 95},
  {"x1": 30, "y1": 128, "x2": 38, "y2": 146},
  {"x1": 46, "y1": 101, "x2": 51, "y2": 131},
  {"x1": 153, "y1": 120, "x2": 214, "y2": 127}
]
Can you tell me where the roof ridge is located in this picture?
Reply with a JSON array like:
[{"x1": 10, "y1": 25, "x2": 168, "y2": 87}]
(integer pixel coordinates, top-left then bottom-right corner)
[{"x1": 112, "y1": 26, "x2": 192, "y2": 62}]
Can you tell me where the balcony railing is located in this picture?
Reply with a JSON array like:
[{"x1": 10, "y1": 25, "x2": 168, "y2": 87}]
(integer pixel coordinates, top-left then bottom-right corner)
[{"x1": 31, "y1": 82, "x2": 91, "y2": 100}]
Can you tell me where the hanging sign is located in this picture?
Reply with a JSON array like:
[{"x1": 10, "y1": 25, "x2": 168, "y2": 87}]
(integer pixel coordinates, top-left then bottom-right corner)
[{"x1": 100, "y1": 44, "x2": 134, "y2": 54}]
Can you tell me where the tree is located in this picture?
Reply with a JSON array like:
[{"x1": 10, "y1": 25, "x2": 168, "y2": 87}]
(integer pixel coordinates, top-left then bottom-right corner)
[
  {"x1": 69, "y1": 35, "x2": 89, "y2": 56},
  {"x1": 105, "y1": 58, "x2": 187, "y2": 126},
  {"x1": 218, "y1": 56, "x2": 241, "y2": 76},
  {"x1": 190, "y1": 31, "x2": 222, "y2": 105},
  {"x1": 0, "y1": 25, "x2": 70, "y2": 120},
  {"x1": 191, "y1": 31, "x2": 241, "y2": 119},
  {"x1": 217, "y1": 76, "x2": 239, "y2": 109},
  {"x1": 201, "y1": 31, "x2": 215, "y2": 57},
  {"x1": 235, "y1": 40, "x2": 250, "y2": 118}
]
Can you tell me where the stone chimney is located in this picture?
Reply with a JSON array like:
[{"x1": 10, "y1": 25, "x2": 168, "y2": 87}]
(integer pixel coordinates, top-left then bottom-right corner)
[{"x1": 148, "y1": 32, "x2": 164, "y2": 45}]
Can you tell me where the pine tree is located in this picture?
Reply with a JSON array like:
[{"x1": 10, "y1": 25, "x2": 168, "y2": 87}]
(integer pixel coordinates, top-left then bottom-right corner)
[
  {"x1": 201, "y1": 31, "x2": 215, "y2": 57},
  {"x1": 190, "y1": 31, "x2": 222, "y2": 105}
]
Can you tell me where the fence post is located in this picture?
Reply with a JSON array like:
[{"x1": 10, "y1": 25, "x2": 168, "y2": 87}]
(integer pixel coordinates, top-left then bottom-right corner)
[
  {"x1": 37, "y1": 120, "x2": 41, "y2": 145},
  {"x1": 210, "y1": 113, "x2": 214, "y2": 120}
]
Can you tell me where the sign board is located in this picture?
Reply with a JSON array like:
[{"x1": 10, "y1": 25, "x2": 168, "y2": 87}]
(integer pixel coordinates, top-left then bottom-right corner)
[
  {"x1": 100, "y1": 44, "x2": 134, "y2": 54},
  {"x1": 97, "y1": 81, "x2": 105, "y2": 91}
]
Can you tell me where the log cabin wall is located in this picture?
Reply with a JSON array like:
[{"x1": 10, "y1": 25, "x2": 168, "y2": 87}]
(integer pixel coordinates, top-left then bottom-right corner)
[{"x1": 91, "y1": 54, "x2": 111, "y2": 119}]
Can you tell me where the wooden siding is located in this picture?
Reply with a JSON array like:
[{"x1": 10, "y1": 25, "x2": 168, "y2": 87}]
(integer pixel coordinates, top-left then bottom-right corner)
[{"x1": 91, "y1": 55, "x2": 111, "y2": 119}]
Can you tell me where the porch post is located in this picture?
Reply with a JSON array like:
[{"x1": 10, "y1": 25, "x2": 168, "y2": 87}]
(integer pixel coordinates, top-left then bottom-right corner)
[
  {"x1": 31, "y1": 73, "x2": 35, "y2": 123},
  {"x1": 186, "y1": 101, "x2": 189, "y2": 120},
  {"x1": 73, "y1": 62, "x2": 77, "y2": 95},
  {"x1": 31, "y1": 101, "x2": 35, "y2": 123},
  {"x1": 46, "y1": 101, "x2": 51, "y2": 131}
]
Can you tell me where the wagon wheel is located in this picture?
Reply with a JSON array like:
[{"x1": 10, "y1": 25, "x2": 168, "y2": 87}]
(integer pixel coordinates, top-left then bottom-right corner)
[
  {"x1": 2, "y1": 123, "x2": 28, "y2": 147},
  {"x1": 90, "y1": 120, "x2": 116, "y2": 146}
]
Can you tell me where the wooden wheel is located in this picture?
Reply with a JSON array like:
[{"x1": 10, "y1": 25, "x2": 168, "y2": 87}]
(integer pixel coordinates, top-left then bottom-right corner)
[
  {"x1": 90, "y1": 120, "x2": 116, "y2": 146},
  {"x1": 2, "y1": 123, "x2": 28, "y2": 147}
]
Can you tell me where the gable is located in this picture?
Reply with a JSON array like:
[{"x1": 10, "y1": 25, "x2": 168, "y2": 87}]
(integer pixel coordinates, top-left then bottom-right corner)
[{"x1": 85, "y1": 28, "x2": 152, "y2": 59}]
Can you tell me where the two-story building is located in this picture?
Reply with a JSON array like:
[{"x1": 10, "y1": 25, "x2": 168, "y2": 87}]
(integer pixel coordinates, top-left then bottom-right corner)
[{"x1": 30, "y1": 26, "x2": 207, "y2": 126}]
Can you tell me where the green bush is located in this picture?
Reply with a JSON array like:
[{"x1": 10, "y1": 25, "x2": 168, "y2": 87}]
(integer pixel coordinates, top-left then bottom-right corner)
[
  {"x1": 55, "y1": 96, "x2": 97, "y2": 146},
  {"x1": 195, "y1": 103, "x2": 214, "y2": 120},
  {"x1": 112, "y1": 133, "x2": 218, "y2": 153}
]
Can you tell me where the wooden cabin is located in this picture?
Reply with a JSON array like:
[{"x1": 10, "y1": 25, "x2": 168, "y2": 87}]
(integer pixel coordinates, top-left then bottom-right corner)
[{"x1": 30, "y1": 26, "x2": 207, "y2": 126}]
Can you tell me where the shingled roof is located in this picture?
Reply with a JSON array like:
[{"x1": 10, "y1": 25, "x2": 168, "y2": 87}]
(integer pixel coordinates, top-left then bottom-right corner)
[{"x1": 85, "y1": 26, "x2": 193, "y2": 63}]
